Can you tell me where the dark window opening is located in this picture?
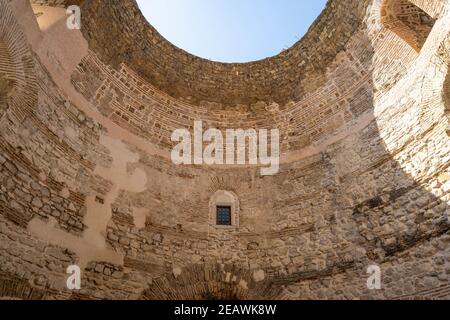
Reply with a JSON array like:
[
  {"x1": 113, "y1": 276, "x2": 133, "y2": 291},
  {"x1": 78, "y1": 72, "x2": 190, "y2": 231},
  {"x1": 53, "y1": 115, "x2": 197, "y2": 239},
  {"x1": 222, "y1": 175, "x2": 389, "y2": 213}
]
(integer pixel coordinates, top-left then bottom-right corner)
[{"x1": 216, "y1": 206, "x2": 232, "y2": 226}]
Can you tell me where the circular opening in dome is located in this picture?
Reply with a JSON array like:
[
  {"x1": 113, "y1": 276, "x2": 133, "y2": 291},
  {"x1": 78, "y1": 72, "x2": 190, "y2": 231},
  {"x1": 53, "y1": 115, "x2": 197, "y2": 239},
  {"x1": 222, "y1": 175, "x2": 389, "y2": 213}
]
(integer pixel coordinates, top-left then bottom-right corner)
[{"x1": 137, "y1": 0, "x2": 328, "y2": 63}]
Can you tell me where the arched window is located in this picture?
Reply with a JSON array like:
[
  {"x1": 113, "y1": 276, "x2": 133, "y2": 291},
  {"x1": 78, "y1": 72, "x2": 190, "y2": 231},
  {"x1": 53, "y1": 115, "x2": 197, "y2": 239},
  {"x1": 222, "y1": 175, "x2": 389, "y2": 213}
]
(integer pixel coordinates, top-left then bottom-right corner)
[
  {"x1": 381, "y1": 0, "x2": 436, "y2": 52},
  {"x1": 209, "y1": 190, "x2": 240, "y2": 229}
]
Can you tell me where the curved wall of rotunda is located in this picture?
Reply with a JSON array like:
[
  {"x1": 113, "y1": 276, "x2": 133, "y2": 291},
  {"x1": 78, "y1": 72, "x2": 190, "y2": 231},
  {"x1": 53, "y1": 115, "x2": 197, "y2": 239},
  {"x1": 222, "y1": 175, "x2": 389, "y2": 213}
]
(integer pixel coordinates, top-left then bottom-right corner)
[{"x1": 0, "y1": 0, "x2": 448, "y2": 300}]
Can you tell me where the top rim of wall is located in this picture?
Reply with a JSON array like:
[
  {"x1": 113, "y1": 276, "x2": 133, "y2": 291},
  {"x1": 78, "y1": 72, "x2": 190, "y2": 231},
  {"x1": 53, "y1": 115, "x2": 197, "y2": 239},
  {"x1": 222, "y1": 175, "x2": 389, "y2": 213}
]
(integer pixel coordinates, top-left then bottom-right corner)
[
  {"x1": 136, "y1": 1, "x2": 328, "y2": 64},
  {"x1": 34, "y1": 0, "x2": 371, "y2": 107}
]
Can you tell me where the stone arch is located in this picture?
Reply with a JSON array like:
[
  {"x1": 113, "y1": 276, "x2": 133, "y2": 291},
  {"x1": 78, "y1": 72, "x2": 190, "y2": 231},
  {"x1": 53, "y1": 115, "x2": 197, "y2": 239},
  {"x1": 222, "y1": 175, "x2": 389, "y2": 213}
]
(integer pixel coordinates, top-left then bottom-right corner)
[
  {"x1": 140, "y1": 264, "x2": 282, "y2": 300},
  {"x1": 381, "y1": 0, "x2": 436, "y2": 52},
  {"x1": 0, "y1": 0, "x2": 37, "y2": 122}
]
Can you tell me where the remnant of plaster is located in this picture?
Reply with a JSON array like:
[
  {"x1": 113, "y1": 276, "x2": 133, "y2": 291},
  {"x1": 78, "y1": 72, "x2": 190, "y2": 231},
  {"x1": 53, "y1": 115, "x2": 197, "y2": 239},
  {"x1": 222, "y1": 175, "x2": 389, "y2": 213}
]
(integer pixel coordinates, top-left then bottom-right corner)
[
  {"x1": 28, "y1": 134, "x2": 148, "y2": 270},
  {"x1": 84, "y1": 135, "x2": 147, "y2": 246},
  {"x1": 28, "y1": 217, "x2": 122, "y2": 270}
]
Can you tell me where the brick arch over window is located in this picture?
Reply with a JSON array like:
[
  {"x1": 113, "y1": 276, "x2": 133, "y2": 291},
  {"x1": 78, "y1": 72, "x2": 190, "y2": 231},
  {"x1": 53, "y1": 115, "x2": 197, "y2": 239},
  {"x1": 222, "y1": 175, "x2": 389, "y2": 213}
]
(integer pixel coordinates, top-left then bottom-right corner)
[{"x1": 381, "y1": 0, "x2": 436, "y2": 52}]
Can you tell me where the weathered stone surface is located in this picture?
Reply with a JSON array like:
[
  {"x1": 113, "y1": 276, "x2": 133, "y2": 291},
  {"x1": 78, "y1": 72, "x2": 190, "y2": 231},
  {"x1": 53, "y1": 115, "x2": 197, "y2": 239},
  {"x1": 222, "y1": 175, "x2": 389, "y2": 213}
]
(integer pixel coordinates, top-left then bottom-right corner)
[{"x1": 0, "y1": 0, "x2": 448, "y2": 301}]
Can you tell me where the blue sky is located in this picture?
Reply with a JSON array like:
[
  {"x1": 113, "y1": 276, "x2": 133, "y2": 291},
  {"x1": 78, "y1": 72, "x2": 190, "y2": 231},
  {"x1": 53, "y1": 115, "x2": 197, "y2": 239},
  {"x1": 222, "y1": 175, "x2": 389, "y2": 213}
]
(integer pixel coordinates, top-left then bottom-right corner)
[{"x1": 137, "y1": 0, "x2": 327, "y2": 63}]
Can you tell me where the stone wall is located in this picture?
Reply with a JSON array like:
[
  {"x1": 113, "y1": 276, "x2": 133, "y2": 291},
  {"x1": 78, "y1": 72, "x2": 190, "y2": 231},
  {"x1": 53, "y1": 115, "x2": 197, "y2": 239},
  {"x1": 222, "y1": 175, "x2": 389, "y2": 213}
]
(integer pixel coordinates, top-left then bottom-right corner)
[{"x1": 0, "y1": 0, "x2": 448, "y2": 300}]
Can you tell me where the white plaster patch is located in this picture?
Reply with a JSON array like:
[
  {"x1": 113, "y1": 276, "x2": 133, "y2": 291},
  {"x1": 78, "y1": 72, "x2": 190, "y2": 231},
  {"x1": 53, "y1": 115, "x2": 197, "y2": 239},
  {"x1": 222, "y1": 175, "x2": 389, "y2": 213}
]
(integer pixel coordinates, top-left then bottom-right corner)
[
  {"x1": 28, "y1": 134, "x2": 148, "y2": 271},
  {"x1": 83, "y1": 135, "x2": 147, "y2": 247},
  {"x1": 28, "y1": 217, "x2": 122, "y2": 270}
]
